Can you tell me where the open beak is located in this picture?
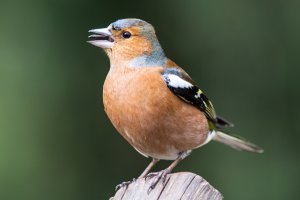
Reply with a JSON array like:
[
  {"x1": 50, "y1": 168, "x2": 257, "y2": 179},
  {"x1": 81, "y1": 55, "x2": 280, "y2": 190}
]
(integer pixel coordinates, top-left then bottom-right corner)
[{"x1": 87, "y1": 28, "x2": 114, "y2": 48}]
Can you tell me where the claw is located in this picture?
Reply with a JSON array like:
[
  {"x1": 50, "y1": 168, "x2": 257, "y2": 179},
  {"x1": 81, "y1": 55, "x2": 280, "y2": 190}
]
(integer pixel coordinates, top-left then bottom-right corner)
[
  {"x1": 145, "y1": 171, "x2": 159, "y2": 180},
  {"x1": 115, "y1": 178, "x2": 136, "y2": 191},
  {"x1": 146, "y1": 169, "x2": 170, "y2": 194}
]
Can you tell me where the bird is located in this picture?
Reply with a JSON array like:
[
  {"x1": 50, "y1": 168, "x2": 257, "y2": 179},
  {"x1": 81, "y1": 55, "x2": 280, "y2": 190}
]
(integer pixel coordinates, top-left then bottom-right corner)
[{"x1": 87, "y1": 18, "x2": 263, "y2": 192}]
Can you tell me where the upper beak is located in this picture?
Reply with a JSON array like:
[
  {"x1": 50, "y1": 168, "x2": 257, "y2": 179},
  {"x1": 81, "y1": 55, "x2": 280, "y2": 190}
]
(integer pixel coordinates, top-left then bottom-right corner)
[{"x1": 87, "y1": 28, "x2": 114, "y2": 49}]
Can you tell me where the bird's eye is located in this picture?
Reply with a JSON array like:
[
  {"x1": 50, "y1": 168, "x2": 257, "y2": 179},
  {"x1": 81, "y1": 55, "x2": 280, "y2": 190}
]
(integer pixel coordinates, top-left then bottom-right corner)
[{"x1": 122, "y1": 31, "x2": 131, "y2": 39}]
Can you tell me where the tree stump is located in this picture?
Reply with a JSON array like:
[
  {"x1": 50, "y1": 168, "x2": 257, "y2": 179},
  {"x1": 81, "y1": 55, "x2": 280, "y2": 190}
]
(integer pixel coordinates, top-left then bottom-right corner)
[{"x1": 111, "y1": 172, "x2": 223, "y2": 200}]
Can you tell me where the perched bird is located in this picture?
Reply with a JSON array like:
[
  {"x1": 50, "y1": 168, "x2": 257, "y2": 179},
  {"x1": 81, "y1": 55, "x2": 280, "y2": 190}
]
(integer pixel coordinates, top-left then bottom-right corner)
[{"x1": 88, "y1": 18, "x2": 263, "y2": 191}]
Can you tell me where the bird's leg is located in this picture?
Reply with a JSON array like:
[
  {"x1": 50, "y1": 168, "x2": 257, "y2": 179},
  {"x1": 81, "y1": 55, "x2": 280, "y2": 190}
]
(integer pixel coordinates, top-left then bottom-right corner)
[
  {"x1": 146, "y1": 151, "x2": 190, "y2": 193},
  {"x1": 138, "y1": 158, "x2": 160, "y2": 179},
  {"x1": 115, "y1": 158, "x2": 159, "y2": 191}
]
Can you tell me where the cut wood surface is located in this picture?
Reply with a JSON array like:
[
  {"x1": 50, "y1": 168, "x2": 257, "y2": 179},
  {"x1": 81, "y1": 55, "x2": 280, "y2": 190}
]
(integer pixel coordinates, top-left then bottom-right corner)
[{"x1": 111, "y1": 172, "x2": 223, "y2": 200}]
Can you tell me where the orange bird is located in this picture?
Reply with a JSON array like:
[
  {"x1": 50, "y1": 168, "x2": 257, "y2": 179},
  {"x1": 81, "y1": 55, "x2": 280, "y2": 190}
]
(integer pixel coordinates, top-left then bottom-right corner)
[{"x1": 88, "y1": 18, "x2": 263, "y2": 191}]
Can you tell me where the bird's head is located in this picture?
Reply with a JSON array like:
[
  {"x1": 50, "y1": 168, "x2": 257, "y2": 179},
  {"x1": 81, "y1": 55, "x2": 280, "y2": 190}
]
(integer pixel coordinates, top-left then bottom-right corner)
[{"x1": 88, "y1": 18, "x2": 166, "y2": 67}]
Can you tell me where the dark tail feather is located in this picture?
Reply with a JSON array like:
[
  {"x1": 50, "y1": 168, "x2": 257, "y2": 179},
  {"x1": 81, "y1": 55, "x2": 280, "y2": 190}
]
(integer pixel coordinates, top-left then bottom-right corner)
[
  {"x1": 213, "y1": 131, "x2": 264, "y2": 153},
  {"x1": 216, "y1": 116, "x2": 234, "y2": 128}
]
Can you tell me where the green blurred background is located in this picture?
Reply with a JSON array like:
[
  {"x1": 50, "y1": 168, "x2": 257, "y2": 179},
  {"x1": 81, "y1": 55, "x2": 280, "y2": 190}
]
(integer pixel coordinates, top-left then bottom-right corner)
[{"x1": 1, "y1": 0, "x2": 299, "y2": 199}]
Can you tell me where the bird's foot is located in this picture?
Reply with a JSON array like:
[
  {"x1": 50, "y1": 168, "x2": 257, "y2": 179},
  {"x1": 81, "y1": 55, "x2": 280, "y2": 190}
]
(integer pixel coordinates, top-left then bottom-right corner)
[
  {"x1": 115, "y1": 178, "x2": 136, "y2": 191},
  {"x1": 146, "y1": 169, "x2": 171, "y2": 193}
]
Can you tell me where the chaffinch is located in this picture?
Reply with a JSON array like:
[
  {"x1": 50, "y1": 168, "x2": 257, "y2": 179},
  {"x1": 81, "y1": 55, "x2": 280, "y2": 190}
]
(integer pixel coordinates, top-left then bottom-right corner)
[{"x1": 88, "y1": 18, "x2": 263, "y2": 192}]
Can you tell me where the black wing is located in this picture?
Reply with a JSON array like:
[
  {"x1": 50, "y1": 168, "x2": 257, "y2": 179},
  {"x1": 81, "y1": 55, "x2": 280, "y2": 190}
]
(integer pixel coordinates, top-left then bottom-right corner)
[{"x1": 162, "y1": 67, "x2": 233, "y2": 128}]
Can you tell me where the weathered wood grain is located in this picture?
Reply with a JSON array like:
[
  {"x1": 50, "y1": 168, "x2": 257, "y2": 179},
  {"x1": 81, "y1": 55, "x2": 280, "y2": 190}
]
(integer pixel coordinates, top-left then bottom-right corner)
[{"x1": 111, "y1": 172, "x2": 223, "y2": 200}]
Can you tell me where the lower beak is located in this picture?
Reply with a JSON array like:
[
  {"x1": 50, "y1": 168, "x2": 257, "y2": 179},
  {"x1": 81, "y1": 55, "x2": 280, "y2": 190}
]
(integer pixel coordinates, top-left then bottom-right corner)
[{"x1": 87, "y1": 28, "x2": 114, "y2": 49}]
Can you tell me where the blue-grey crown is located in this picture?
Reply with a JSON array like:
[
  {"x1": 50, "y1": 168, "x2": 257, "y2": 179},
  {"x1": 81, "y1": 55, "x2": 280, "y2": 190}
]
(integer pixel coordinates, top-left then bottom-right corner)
[{"x1": 112, "y1": 18, "x2": 152, "y2": 32}]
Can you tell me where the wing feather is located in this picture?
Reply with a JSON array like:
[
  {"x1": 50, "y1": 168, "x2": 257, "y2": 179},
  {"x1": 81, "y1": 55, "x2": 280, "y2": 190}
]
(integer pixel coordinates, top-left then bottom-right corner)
[{"x1": 162, "y1": 67, "x2": 233, "y2": 128}]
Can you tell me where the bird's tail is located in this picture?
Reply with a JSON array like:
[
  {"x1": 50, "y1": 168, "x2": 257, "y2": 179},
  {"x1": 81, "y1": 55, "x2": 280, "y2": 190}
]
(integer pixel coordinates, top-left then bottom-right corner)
[{"x1": 213, "y1": 131, "x2": 264, "y2": 153}]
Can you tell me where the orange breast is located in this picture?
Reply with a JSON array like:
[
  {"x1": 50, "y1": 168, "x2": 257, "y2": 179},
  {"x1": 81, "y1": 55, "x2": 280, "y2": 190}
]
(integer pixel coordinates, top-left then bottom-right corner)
[{"x1": 103, "y1": 67, "x2": 209, "y2": 160}]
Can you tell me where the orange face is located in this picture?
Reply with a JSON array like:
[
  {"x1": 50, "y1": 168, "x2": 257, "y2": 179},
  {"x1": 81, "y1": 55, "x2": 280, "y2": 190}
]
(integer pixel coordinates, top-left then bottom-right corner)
[
  {"x1": 88, "y1": 19, "x2": 159, "y2": 64},
  {"x1": 108, "y1": 26, "x2": 153, "y2": 61}
]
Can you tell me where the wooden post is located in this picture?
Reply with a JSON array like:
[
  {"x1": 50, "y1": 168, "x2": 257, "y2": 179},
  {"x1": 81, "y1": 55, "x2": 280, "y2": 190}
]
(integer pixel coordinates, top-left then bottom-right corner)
[{"x1": 111, "y1": 172, "x2": 223, "y2": 200}]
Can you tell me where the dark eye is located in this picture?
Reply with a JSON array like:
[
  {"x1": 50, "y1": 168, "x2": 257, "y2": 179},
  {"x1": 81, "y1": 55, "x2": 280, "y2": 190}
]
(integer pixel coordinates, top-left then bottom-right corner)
[{"x1": 122, "y1": 31, "x2": 131, "y2": 39}]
